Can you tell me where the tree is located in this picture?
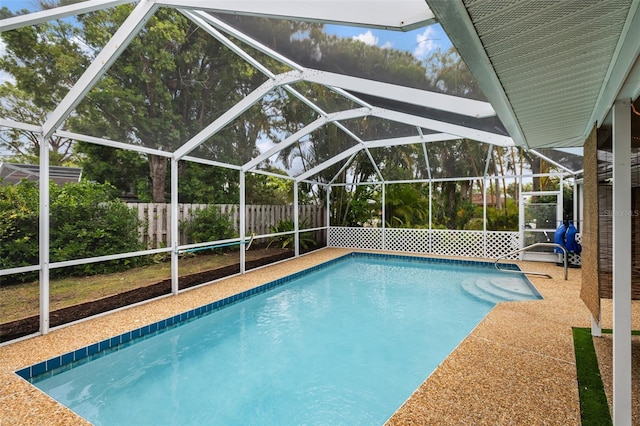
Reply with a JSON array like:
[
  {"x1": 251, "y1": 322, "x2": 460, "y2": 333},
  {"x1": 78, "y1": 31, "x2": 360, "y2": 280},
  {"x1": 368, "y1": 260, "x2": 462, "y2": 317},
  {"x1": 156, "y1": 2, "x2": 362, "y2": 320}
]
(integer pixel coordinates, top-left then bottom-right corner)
[
  {"x1": 71, "y1": 6, "x2": 287, "y2": 202},
  {"x1": 177, "y1": 162, "x2": 239, "y2": 204},
  {"x1": 76, "y1": 142, "x2": 150, "y2": 200},
  {"x1": 0, "y1": 6, "x2": 87, "y2": 165},
  {"x1": 246, "y1": 167, "x2": 294, "y2": 205},
  {"x1": 385, "y1": 183, "x2": 429, "y2": 228},
  {"x1": 0, "y1": 85, "x2": 76, "y2": 165}
]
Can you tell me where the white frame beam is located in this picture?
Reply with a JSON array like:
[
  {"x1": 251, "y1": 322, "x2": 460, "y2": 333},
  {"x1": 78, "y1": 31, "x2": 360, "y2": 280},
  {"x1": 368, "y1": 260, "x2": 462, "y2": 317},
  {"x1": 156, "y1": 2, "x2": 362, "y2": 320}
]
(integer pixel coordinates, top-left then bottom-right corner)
[
  {"x1": 372, "y1": 109, "x2": 514, "y2": 146},
  {"x1": 242, "y1": 108, "x2": 372, "y2": 172},
  {"x1": 155, "y1": 0, "x2": 435, "y2": 31},
  {"x1": 0, "y1": 119, "x2": 42, "y2": 133},
  {"x1": 0, "y1": 0, "x2": 135, "y2": 32},
  {"x1": 243, "y1": 117, "x2": 327, "y2": 172},
  {"x1": 194, "y1": 12, "x2": 304, "y2": 72},
  {"x1": 180, "y1": 9, "x2": 276, "y2": 79},
  {"x1": 55, "y1": 131, "x2": 173, "y2": 158},
  {"x1": 41, "y1": 0, "x2": 158, "y2": 139},
  {"x1": 174, "y1": 79, "x2": 277, "y2": 159},
  {"x1": 295, "y1": 133, "x2": 457, "y2": 182},
  {"x1": 303, "y1": 70, "x2": 496, "y2": 118}
]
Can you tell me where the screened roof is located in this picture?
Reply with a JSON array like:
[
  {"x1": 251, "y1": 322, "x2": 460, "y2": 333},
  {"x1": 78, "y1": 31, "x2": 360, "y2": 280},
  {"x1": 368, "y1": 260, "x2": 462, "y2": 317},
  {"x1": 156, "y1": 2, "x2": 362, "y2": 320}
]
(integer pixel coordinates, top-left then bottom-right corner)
[{"x1": 1, "y1": 0, "x2": 638, "y2": 184}]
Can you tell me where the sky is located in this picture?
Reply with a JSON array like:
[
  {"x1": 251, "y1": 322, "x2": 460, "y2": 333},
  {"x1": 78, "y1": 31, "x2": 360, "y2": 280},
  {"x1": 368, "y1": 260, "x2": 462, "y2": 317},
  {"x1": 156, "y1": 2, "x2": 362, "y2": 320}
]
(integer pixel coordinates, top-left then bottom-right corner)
[
  {"x1": 0, "y1": 0, "x2": 37, "y2": 13},
  {"x1": 324, "y1": 23, "x2": 452, "y2": 61}
]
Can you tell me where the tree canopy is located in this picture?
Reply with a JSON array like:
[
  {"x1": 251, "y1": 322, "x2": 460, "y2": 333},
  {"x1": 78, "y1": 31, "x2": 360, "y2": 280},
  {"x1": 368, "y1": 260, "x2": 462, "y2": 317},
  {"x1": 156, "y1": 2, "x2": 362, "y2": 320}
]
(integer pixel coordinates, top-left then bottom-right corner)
[{"x1": 0, "y1": 3, "x2": 574, "y2": 221}]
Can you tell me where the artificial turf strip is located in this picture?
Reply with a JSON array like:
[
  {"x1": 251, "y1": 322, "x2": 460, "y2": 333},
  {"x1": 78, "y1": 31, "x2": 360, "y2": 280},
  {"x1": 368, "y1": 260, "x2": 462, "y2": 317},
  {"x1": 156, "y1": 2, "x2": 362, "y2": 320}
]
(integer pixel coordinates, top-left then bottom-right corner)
[{"x1": 572, "y1": 327, "x2": 612, "y2": 426}]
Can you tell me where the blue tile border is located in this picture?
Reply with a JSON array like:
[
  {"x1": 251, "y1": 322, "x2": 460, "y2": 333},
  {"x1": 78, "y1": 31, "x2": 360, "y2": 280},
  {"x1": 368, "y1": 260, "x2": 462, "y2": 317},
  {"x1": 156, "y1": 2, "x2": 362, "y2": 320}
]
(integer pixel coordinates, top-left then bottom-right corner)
[{"x1": 15, "y1": 251, "x2": 529, "y2": 382}]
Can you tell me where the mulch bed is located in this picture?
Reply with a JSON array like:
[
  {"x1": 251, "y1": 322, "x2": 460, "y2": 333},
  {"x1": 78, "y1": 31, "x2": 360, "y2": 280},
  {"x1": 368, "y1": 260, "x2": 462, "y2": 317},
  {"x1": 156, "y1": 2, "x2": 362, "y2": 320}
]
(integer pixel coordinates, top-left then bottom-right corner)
[{"x1": 0, "y1": 251, "x2": 293, "y2": 343}]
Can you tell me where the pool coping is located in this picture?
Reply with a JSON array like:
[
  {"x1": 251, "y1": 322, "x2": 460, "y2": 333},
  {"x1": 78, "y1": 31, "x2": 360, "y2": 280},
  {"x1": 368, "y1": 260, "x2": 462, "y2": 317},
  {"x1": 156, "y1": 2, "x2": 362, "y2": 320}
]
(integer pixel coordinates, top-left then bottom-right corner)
[{"x1": 16, "y1": 251, "x2": 532, "y2": 382}]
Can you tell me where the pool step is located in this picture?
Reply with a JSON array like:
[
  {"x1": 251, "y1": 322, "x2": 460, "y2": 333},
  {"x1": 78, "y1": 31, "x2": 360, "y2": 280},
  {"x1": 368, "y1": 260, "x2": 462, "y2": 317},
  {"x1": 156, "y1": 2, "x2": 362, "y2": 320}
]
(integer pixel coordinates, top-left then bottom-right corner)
[{"x1": 461, "y1": 276, "x2": 540, "y2": 305}]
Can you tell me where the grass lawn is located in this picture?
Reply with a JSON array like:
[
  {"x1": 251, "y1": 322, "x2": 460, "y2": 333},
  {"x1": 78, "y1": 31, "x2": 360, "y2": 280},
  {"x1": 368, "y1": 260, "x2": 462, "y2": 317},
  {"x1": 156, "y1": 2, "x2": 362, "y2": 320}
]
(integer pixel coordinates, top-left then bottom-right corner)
[
  {"x1": 0, "y1": 248, "x2": 287, "y2": 324},
  {"x1": 573, "y1": 327, "x2": 612, "y2": 426}
]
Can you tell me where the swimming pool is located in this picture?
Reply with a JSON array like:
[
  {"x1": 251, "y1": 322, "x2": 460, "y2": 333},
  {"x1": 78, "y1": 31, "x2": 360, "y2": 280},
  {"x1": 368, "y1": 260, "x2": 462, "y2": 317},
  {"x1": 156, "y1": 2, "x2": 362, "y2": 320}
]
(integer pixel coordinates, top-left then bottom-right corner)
[{"x1": 21, "y1": 253, "x2": 541, "y2": 425}]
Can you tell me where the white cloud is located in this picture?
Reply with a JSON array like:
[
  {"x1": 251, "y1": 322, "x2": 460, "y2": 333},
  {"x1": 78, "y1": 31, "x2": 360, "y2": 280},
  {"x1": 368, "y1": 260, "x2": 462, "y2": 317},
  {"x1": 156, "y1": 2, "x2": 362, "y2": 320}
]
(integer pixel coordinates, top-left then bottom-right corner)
[
  {"x1": 352, "y1": 30, "x2": 378, "y2": 46},
  {"x1": 381, "y1": 41, "x2": 394, "y2": 49},
  {"x1": 413, "y1": 27, "x2": 438, "y2": 59}
]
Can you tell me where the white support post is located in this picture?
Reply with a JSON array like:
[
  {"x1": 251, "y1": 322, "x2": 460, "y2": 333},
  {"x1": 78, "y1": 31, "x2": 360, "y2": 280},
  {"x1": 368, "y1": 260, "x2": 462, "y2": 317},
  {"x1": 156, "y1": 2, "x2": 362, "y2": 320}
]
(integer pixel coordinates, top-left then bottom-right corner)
[
  {"x1": 170, "y1": 158, "x2": 179, "y2": 295},
  {"x1": 428, "y1": 180, "x2": 432, "y2": 253},
  {"x1": 425, "y1": 144, "x2": 433, "y2": 254},
  {"x1": 239, "y1": 171, "x2": 246, "y2": 274},
  {"x1": 612, "y1": 98, "x2": 632, "y2": 426},
  {"x1": 591, "y1": 313, "x2": 602, "y2": 338},
  {"x1": 573, "y1": 180, "x2": 578, "y2": 228},
  {"x1": 482, "y1": 145, "x2": 493, "y2": 258},
  {"x1": 518, "y1": 180, "x2": 525, "y2": 256},
  {"x1": 294, "y1": 181, "x2": 299, "y2": 257},
  {"x1": 381, "y1": 183, "x2": 386, "y2": 251},
  {"x1": 518, "y1": 177, "x2": 524, "y2": 254},
  {"x1": 483, "y1": 176, "x2": 487, "y2": 258},
  {"x1": 326, "y1": 185, "x2": 331, "y2": 245},
  {"x1": 39, "y1": 133, "x2": 50, "y2": 335},
  {"x1": 558, "y1": 175, "x2": 564, "y2": 225}
]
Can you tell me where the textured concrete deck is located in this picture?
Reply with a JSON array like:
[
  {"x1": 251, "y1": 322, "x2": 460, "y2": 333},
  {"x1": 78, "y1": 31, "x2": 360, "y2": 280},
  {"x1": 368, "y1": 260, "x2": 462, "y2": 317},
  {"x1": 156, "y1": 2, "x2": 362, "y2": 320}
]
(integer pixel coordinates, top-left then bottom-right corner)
[{"x1": 0, "y1": 248, "x2": 635, "y2": 425}]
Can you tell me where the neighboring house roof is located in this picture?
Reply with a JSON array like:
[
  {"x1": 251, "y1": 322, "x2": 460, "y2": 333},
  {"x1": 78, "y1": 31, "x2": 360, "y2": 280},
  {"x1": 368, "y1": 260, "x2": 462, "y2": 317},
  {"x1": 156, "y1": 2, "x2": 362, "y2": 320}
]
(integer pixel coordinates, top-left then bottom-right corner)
[{"x1": 0, "y1": 162, "x2": 82, "y2": 185}]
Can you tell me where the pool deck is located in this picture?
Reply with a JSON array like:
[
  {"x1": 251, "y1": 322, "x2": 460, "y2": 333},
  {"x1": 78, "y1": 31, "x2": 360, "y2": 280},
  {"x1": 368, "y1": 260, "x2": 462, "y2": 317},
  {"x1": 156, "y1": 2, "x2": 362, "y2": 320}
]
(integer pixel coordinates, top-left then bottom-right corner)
[{"x1": 0, "y1": 248, "x2": 637, "y2": 425}]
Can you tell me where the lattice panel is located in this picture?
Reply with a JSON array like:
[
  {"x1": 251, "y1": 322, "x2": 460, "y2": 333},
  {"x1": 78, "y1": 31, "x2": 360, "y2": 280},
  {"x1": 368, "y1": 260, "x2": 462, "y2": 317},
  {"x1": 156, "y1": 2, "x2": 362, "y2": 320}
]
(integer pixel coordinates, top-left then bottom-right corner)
[
  {"x1": 328, "y1": 227, "x2": 383, "y2": 250},
  {"x1": 569, "y1": 232, "x2": 582, "y2": 266},
  {"x1": 568, "y1": 253, "x2": 581, "y2": 266},
  {"x1": 485, "y1": 232, "x2": 520, "y2": 259},
  {"x1": 431, "y1": 230, "x2": 484, "y2": 257},
  {"x1": 328, "y1": 227, "x2": 520, "y2": 260},
  {"x1": 384, "y1": 228, "x2": 431, "y2": 253}
]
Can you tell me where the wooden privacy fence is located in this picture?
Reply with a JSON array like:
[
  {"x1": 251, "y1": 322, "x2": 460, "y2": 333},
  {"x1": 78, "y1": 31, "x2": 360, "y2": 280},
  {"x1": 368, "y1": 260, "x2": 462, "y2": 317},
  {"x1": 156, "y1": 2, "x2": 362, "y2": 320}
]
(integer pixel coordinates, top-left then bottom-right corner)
[{"x1": 128, "y1": 203, "x2": 325, "y2": 249}]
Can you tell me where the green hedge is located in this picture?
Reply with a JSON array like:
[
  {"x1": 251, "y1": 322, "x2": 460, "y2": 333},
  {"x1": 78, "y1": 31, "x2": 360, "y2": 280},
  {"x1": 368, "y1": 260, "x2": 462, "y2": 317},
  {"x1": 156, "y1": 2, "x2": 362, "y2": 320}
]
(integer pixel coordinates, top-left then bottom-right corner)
[
  {"x1": 180, "y1": 205, "x2": 237, "y2": 248},
  {"x1": 0, "y1": 180, "x2": 149, "y2": 283}
]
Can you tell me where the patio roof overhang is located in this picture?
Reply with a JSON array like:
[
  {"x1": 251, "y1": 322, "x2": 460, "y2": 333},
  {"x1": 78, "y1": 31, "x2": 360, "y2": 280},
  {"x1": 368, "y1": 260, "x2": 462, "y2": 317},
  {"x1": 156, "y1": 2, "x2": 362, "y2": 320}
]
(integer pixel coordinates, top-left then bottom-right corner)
[{"x1": 428, "y1": 0, "x2": 640, "y2": 149}]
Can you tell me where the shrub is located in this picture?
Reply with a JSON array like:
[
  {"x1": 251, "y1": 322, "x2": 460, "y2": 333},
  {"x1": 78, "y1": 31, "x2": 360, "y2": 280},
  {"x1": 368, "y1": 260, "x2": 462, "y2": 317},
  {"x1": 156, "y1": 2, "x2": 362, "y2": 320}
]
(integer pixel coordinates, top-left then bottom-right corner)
[
  {"x1": 267, "y1": 218, "x2": 316, "y2": 250},
  {"x1": 0, "y1": 180, "x2": 39, "y2": 271},
  {"x1": 181, "y1": 206, "x2": 237, "y2": 249},
  {"x1": 0, "y1": 180, "x2": 149, "y2": 283},
  {"x1": 49, "y1": 181, "x2": 149, "y2": 275}
]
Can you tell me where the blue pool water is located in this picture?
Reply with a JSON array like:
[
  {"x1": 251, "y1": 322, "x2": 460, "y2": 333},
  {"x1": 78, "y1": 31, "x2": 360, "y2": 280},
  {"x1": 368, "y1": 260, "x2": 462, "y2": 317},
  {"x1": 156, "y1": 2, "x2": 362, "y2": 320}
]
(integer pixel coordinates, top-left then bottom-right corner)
[{"x1": 29, "y1": 254, "x2": 540, "y2": 425}]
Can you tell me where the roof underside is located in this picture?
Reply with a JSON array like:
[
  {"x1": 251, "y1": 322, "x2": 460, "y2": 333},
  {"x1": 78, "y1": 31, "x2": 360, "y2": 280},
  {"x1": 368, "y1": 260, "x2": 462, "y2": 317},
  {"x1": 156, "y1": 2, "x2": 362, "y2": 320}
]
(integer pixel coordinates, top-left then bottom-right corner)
[
  {"x1": 1, "y1": 1, "x2": 638, "y2": 182},
  {"x1": 428, "y1": 0, "x2": 640, "y2": 149}
]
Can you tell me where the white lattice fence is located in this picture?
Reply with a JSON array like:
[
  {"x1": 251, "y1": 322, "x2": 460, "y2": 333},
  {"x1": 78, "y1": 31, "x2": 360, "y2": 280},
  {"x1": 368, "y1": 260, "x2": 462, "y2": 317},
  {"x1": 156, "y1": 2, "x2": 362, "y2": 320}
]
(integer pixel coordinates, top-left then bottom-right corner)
[
  {"x1": 384, "y1": 228, "x2": 430, "y2": 252},
  {"x1": 327, "y1": 227, "x2": 383, "y2": 250},
  {"x1": 328, "y1": 227, "x2": 520, "y2": 259},
  {"x1": 431, "y1": 230, "x2": 485, "y2": 257},
  {"x1": 485, "y1": 231, "x2": 520, "y2": 259}
]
